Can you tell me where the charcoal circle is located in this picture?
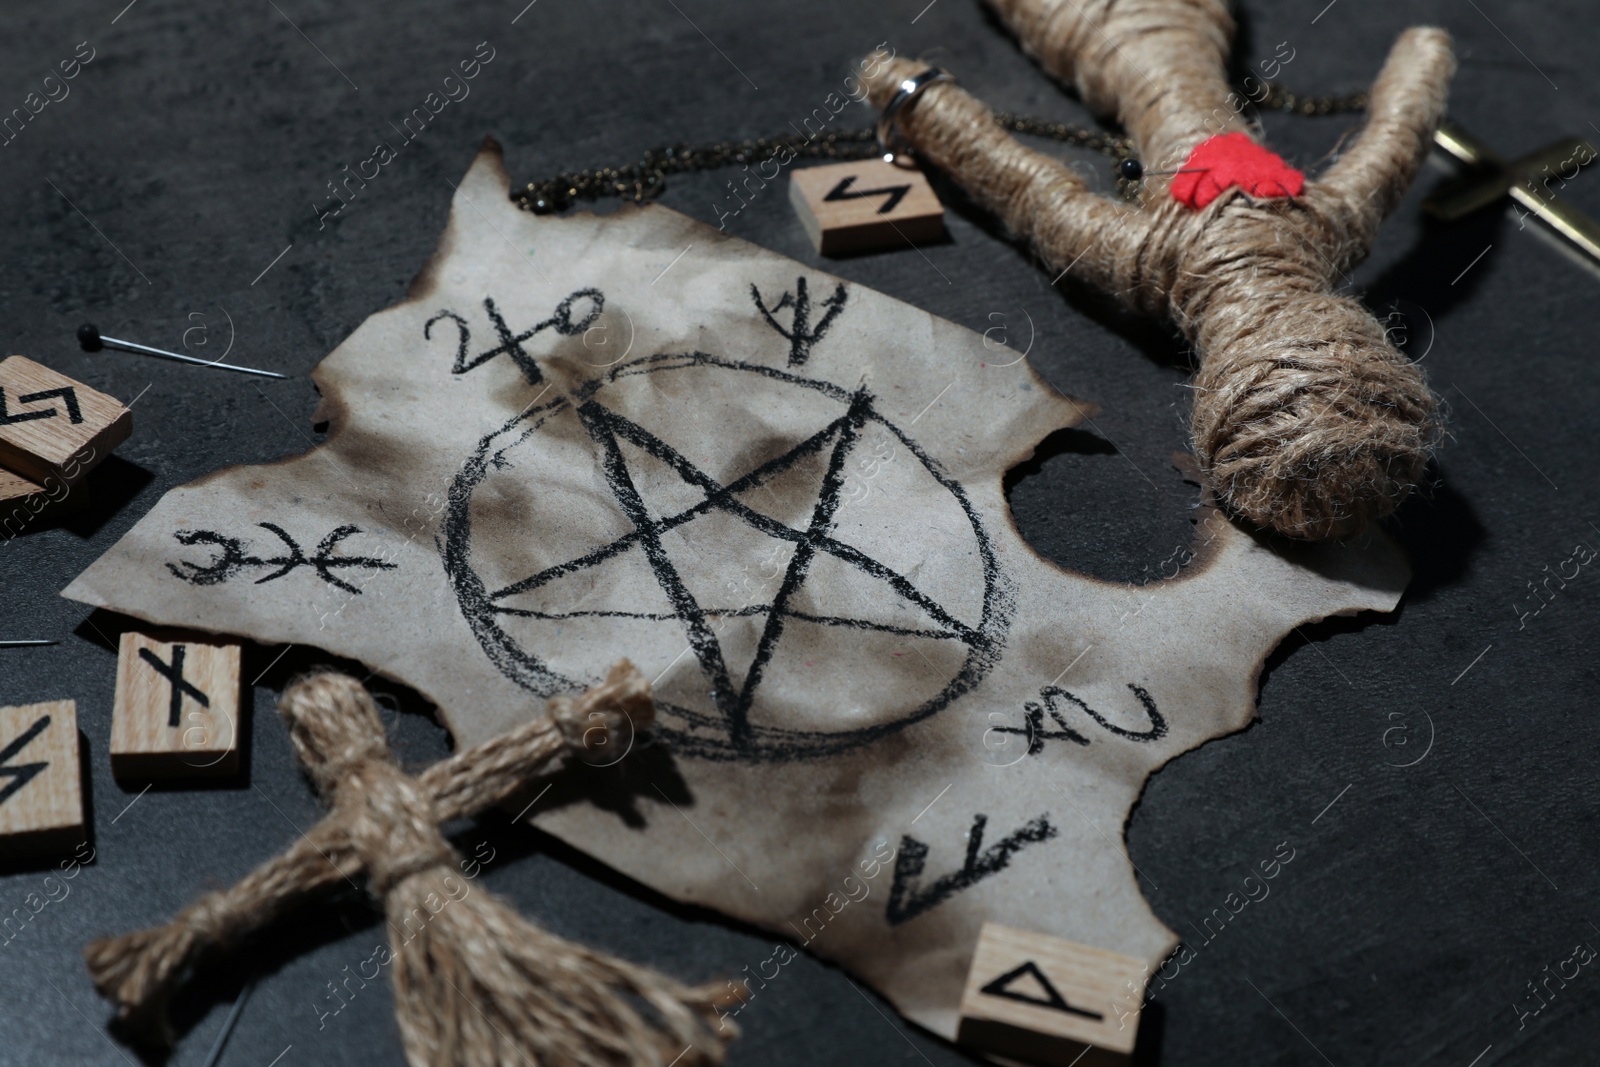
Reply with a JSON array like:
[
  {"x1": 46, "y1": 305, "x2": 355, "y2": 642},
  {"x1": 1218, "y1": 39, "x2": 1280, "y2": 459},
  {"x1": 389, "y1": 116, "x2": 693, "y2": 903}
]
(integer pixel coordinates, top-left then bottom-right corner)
[{"x1": 442, "y1": 351, "x2": 1011, "y2": 762}]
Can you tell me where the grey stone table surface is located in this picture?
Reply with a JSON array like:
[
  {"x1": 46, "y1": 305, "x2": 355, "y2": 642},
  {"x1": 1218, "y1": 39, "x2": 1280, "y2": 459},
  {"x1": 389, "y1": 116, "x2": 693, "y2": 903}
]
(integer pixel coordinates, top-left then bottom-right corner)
[{"x1": 1, "y1": 1, "x2": 1596, "y2": 1064}]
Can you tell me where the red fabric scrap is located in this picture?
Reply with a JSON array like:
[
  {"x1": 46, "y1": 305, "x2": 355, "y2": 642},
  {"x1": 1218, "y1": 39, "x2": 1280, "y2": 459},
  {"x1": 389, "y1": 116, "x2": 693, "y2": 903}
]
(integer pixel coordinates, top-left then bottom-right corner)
[{"x1": 1170, "y1": 132, "x2": 1304, "y2": 209}]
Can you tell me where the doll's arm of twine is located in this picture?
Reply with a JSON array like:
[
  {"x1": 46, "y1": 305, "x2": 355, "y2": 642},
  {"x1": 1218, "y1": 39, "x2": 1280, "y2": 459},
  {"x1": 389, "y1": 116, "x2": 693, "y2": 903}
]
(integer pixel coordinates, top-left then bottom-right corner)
[
  {"x1": 863, "y1": 55, "x2": 1147, "y2": 292},
  {"x1": 420, "y1": 659, "x2": 654, "y2": 822},
  {"x1": 1314, "y1": 27, "x2": 1455, "y2": 262},
  {"x1": 84, "y1": 820, "x2": 360, "y2": 1045}
]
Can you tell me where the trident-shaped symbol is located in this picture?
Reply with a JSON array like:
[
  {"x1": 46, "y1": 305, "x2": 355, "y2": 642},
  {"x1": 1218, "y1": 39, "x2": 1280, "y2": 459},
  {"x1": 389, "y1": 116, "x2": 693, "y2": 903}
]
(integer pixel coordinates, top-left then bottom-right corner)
[
  {"x1": 750, "y1": 275, "x2": 848, "y2": 367},
  {"x1": 165, "y1": 522, "x2": 397, "y2": 595}
]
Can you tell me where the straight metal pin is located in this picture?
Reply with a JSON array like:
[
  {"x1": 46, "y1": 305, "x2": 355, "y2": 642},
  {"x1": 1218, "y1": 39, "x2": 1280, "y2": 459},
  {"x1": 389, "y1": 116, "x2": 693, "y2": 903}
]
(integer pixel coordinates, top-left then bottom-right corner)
[
  {"x1": 1118, "y1": 159, "x2": 1207, "y2": 181},
  {"x1": 0, "y1": 640, "x2": 57, "y2": 647},
  {"x1": 77, "y1": 324, "x2": 289, "y2": 379},
  {"x1": 198, "y1": 979, "x2": 256, "y2": 1067}
]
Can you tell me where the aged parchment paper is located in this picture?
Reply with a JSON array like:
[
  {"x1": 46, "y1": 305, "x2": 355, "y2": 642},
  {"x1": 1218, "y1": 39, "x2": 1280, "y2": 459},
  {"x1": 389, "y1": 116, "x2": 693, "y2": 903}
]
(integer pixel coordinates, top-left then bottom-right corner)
[{"x1": 65, "y1": 141, "x2": 1407, "y2": 1040}]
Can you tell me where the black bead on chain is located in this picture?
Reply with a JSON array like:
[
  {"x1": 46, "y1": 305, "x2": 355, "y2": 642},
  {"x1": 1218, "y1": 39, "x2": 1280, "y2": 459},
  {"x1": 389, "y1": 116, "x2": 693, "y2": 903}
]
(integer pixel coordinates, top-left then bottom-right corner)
[{"x1": 512, "y1": 81, "x2": 1363, "y2": 213}]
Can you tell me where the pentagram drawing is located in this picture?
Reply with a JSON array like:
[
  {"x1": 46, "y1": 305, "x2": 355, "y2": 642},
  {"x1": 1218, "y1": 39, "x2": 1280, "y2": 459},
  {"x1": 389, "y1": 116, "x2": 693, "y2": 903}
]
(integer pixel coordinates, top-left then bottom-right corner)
[{"x1": 443, "y1": 341, "x2": 1012, "y2": 762}]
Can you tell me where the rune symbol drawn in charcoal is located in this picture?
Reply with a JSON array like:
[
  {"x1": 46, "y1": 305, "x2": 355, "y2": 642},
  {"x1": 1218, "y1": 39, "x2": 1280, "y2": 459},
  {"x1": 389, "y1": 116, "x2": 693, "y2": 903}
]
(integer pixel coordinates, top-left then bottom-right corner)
[
  {"x1": 751, "y1": 276, "x2": 848, "y2": 367},
  {"x1": 166, "y1": 523, "x2": 397, "y2": 595}
]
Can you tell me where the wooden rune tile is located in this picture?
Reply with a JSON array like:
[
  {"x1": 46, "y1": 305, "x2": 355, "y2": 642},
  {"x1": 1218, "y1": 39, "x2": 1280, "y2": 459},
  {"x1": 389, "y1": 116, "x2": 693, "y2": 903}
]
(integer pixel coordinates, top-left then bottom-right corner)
[
  {"x1": 0, "y1": 355, "x2": 131, "y2": 486},
  {"x1": 111, "y1": 630, "x2": 241, "y2": 779},
  {"x1": 957, "y1": 922, "x2": 1148, "y2": 1065},
  {"x1": 0, "y1": 701, "x2": 86, "y2": 860},
  {"x1": 789, "y1": 157, "x2": 946, "y2": 256},
  {"x1": 0, "y1": 466, "x2": 85, "y2": 533}
]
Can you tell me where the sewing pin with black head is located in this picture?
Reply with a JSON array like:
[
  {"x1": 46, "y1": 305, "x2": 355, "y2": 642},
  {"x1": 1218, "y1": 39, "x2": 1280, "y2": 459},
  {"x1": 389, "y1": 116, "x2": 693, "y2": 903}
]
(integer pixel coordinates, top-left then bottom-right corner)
[
  {"x1": 1116, "y1": 158, "x2": 1209, "y2": 182},
  {"x1": 76, "y1": 324, "x2": 288, "y2": 379}
]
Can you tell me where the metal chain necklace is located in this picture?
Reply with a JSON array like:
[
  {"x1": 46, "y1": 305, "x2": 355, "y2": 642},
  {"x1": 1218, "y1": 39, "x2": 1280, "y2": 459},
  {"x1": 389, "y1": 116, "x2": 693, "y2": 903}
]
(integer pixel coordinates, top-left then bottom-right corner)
[{"x1": 512, "y1": 81, "x2": 1368, "y2": 215}]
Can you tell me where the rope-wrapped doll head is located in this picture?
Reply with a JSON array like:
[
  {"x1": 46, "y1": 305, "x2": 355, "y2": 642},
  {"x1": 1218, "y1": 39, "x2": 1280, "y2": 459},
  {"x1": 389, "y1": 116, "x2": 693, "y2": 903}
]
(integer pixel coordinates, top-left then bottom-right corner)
[{"x1": 864, "y1": 0, "x2": 1455, "y2": 539}]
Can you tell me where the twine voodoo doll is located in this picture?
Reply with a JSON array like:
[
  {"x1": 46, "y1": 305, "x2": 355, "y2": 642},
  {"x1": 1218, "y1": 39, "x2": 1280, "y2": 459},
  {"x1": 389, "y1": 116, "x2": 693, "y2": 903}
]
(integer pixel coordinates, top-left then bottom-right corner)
[
  {"x1": 866, "y1": 0, "x2": 1456, "y2": 539},
  {"x1": 85, "y1": 663, "x2": 734, "y2": 1067}
]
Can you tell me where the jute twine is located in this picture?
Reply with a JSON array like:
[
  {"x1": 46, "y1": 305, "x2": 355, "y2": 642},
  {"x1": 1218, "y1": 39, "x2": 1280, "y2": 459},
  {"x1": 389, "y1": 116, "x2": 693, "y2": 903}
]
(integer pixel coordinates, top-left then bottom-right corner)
[
  {"x1": 84, "y1": 661, "x2": 736, "y2": 1067},
  {"x1": 866, "y1": 0, "x2": 1456, "y2": 539}
]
